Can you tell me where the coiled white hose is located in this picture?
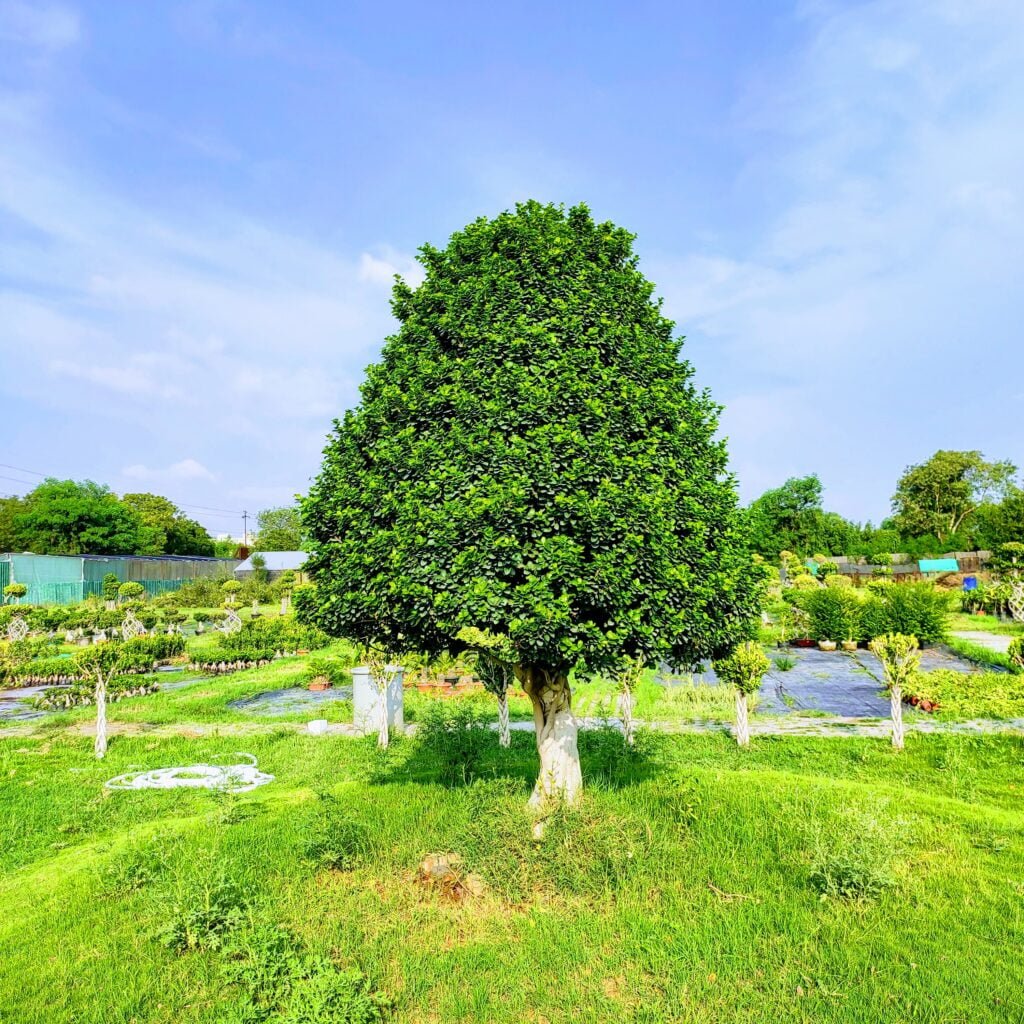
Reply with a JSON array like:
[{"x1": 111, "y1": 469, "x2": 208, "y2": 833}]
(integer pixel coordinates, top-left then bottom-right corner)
[{"x1": 105, "y1": 752, "x2": 274, "y2": 793}]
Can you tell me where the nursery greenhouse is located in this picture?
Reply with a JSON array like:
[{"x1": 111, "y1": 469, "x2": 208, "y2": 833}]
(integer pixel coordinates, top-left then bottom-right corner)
[{"x1": 0, "y1": 553, "x2": 238, "y2": 605}]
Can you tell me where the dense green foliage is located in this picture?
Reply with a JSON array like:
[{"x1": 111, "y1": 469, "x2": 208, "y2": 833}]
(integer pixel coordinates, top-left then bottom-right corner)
[
  {"x1": 205, "y1": 616, "x2": 331, "y2": 664},
  {"x1": 0, "y1": 479, "x2": 214, "y2": 556},
  {"x1": 253, "y1": 506, "x2": 306, "y2": 551},
  {"x1": 303, "y1": 202, "x2": 758, "y2": 673},
  {"x1": 891, "y1": 450, "x2": 1016, "y2": 544},
  {"x1": 794, "y1": 581, "x2": 949, "y2": 645},
  {"x1": 745, "y1": 476, "x2": 860, "y2": 559}
]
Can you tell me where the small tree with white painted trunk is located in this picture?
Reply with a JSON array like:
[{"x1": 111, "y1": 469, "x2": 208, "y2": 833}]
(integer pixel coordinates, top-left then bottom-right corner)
[
  {"x1": 616, "y1": 656, "x2": 645, "y2": 747},
  {"x1": 713, "y1": 642, "x2": 770, "y2": 747},
  {"x1": 457, "y1": 626, "x2": 515, "y2": 748},
  {"x1": 869, "y1": 632, "x2": 920, "y2": 751},
  {"x1": 74, "y1": 642, "x2": 128, "y2": 759}
]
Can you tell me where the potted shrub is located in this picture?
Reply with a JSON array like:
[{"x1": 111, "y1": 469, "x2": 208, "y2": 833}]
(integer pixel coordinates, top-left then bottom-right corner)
[{"x1": 789, "y1": 607, "x2": 814, "y2": 647}]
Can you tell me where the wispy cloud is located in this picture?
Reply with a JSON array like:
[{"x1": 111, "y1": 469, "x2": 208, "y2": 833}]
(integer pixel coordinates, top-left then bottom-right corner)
[
  {"x1": 0, "y1": 1, "x2": 79, "y2": 51},
  {"x1": 653, "y1": 0, "x2": 1024, "y2": 517},
  {"x1": 122, "y1": 459, "x2": 216, "y2": 483}
]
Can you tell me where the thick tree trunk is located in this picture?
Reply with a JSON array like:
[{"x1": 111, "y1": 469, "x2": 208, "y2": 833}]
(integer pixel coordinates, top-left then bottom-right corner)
[
  {"x1": 518, "y1": 667, "x2": 582, "y2": 807},
  {"x1": 890, "y1": 685, "x2": 904, "y2": 750},
  {"x1": 95, "y1": 672, "x2": 108, "y2": 760},
  {"x1": 497, "y1": 689, "x2": 510, "y2": 748},
  {"x1": 734, "y1": 689, "x2": 750, "y2": 747}
]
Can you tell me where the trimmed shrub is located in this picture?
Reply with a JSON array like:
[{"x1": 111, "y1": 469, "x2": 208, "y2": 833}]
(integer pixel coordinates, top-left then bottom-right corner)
[
  {"x1": 881, "y1": 584, "x2": 950, "y2": 646},
  {"x1": 805, "y1": 588, "x2": 860, "y2": 643}
]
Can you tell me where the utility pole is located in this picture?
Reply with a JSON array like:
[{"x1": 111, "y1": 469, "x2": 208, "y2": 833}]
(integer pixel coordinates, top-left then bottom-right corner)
[{"x1": 242, "y1": 510, "x2": 249, "y2": 549}]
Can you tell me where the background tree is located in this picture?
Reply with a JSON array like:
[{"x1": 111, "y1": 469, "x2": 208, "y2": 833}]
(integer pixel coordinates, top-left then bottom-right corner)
[
  {"x1": 745, "y1": 475, "x2": 859, "y2": 558},
  {"x1": 0, "y1": 496, "x2": 20, "y2": 551},
  {"x1": 892, "y1": 451, "x2": 1017, "y2": 544},
  {"x1": 122, "y1": 493, "x2": 214, "y2": 556},
  {"x1": 253, "y1": 506, "x2": 305, "y2": 551},
  {"x1": 457, "y1": 626, "x2": 516, "y2": 747},
  {"x1": 12, "y1": 479, "x2": 141, "y2": 555},
  {"x1": 302, "y1": 201, "x2": 760, "y2": 805}
]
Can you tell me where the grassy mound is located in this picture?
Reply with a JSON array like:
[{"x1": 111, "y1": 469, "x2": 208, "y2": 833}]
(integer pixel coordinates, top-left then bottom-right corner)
[{"x1": 1, "y1": 731, "x2": 1022, "y2": 1022}]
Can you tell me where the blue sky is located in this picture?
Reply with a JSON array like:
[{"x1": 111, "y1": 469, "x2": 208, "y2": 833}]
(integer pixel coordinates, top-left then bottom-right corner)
[{"x1": 1, "y1": 0, "x2": 1022, "y2": 538}]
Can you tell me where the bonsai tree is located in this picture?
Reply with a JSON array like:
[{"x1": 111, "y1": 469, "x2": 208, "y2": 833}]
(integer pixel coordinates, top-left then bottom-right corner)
[
  {"x1": 457, "y1": 626, "x2": 516, "y2": 747},
  {"x1": 221, "y1": 579, "x2": 242, "y2": 607},
  {"x1": 365, "y1": 646, "x2": 400, "y2": 748},
  {"x1": 713, "y1": 641, "x2": 770, "y2": 747},
  {"x1": 278, "y1": 569, "x2": 297, "y2": 614},
  {"x1": 102, "y1": 572, "x2": 120, "y2": 606},
  {"x1": 869, "y1": 632, "x2": 920, "y2": 750},
  {"x1": 3, "y1": 582, "x2": 27, "y2": 605},
  {"x1": 74, "y1": 641, "x2": 128, "y2": 759},
  {"x1": 117, "y1": 581, "x2": 145, "y2": 604},
  {"x1": 302, "y1": 202, "x2": 760, "y2": 806}
]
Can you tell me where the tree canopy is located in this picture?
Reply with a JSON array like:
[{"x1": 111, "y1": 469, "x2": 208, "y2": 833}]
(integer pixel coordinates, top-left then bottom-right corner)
[
  {"x1": 253, "y1": 506, "x2": 305, "y2": 551},
  {"x1": 1, "y1": 480, "x2": 215, "y2": 557},
  {"x1": 892, "y1": 450, "x2": 1017, "y2": 544},
  {"x1": 744, "y1": 475, "x2": 860, "y2": 558},
  {"x1": 303, "y1": 201, "x2": 759, "y2": 675}
]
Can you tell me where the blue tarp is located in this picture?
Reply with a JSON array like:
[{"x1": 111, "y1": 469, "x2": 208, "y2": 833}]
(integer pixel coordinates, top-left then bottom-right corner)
[{"x1": 919, "y1": 558, "x2": 959, "y2": 574}]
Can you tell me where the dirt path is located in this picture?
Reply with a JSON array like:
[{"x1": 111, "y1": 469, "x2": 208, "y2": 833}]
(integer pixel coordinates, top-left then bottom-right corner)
[
  {"x1": 950, "y1": 630, "x2": 1014, "y2": 654},
  {"x1": 5, "y1": 714, "x2": 1023, "y2": 743}
]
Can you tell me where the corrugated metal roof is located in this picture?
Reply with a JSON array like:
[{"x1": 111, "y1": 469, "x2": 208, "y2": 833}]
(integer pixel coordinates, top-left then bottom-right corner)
[{"x1": 235, "y1": 551, "x2": 307, "y2": 572}]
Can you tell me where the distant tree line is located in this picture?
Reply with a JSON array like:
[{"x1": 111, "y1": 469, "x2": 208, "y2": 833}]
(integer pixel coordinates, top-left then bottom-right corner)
[
  {"x1": 0, "y1": 480, "x2": 216, "y2": 557},
  {"x1": 745, "y1": 450, "x2": 1024, "y2": 560},
  {"x1": 0, "y1": 479, "x2": 306, "y2": 559}
]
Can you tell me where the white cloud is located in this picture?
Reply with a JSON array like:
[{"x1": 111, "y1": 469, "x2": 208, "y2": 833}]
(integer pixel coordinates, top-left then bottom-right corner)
[
  {"x1": 0, "y1": 1, "x2": 79, "y2": 50},
  {"x1": 654, "y1": 0, "x2": 1024, "y2": 520},
  {"x1": 122, "y1": 459, "x2": 216, "y2": 483},
  {"x1": 358, "y1": 248, "x2": 425, "y2": 288}
]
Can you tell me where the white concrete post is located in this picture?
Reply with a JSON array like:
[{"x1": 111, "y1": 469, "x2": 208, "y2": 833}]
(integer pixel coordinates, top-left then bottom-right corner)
[{"x1": 352, "y1": 665, "x2": 405, "y2": 736}]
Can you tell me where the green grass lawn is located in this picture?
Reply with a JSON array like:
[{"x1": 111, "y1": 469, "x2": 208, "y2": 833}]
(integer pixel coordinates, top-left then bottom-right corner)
[
  {"x1": 1, "y1": 726, "x2": 1021, "y2": 1023},
  {"x1": 949, "y1": 612, "x2": 1024, "y2": 637}
]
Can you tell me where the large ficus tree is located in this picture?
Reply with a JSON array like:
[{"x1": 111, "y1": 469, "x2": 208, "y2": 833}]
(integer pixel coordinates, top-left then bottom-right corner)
[{"x1": 303, "y1": 202, "x2": 759, "y2": 805}]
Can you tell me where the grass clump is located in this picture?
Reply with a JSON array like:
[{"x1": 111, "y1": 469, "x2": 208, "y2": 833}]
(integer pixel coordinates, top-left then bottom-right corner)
[
  {"x1": 222, "y1": 925, "x2": 391, "y2": 1024},
  {"x1": 302, "y1": 797, "x2": 372, "y2": 871},
  {"x1": 159, "y1": 870, "x2": 249, "y2": 953},
  {"x1": 808, "y1": 810, "x2": 899, "y2": 901}
]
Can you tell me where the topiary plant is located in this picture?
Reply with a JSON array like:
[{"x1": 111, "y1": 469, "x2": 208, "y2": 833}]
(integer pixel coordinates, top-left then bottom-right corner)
[
  {"x1": 3, "y1": 583, "x2": 27, "y2": 605},
  {"x1": 713, "y1": 641, "x2": 770, "y2": 747},
  {"x1": 302, "y1": 201, "x2": 760, "y2": 805},
  {"x1": 117, "y1": 582, "x2": 145, "y2": 603},
  {"x1": 102, "y1": 573, "x2": 120, "y2": 603}
]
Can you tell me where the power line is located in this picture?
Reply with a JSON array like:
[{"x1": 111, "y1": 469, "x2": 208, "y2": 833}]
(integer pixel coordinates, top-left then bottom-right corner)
[{"x1": 0, "y1": 463, "x2": 46, "y2": 478}]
